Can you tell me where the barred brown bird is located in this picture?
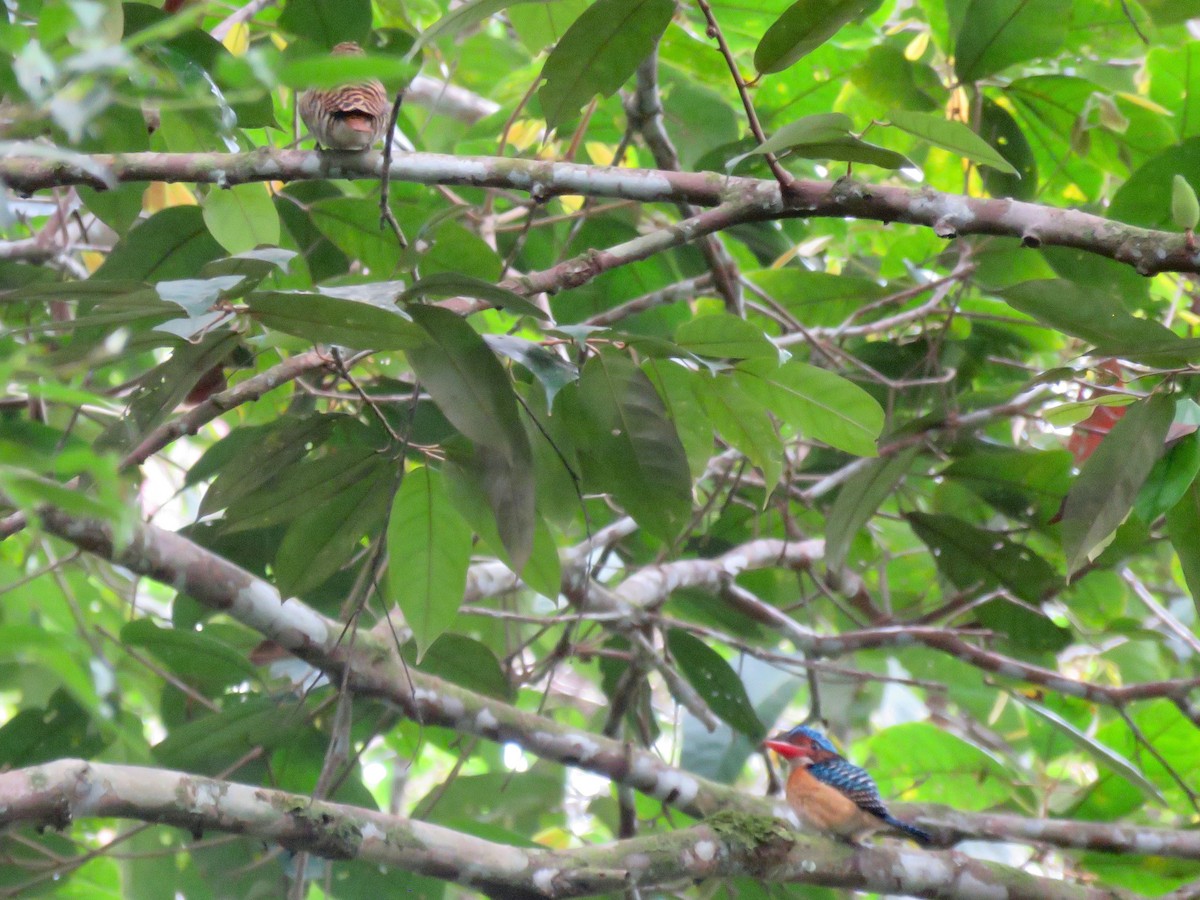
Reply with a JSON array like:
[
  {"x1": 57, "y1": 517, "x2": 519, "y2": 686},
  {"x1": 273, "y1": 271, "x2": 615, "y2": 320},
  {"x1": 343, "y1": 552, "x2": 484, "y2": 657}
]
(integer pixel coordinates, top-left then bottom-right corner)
[{"x1": 298, "y1": 42, "x2": 390, "y2": 151}]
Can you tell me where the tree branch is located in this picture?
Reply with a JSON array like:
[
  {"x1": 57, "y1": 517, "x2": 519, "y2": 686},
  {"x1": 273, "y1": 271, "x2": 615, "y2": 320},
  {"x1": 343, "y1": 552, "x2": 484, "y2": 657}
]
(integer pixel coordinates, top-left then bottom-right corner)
[
  {"x1": 25, "y1": 502, "x2": 1200, "y2": 865},
  {"x1": 0, "y1": 760, "x2": 1129, "y2": 900},
  {"x1": 1, "y1": 149, "x2": 1194, "y2": 275}
]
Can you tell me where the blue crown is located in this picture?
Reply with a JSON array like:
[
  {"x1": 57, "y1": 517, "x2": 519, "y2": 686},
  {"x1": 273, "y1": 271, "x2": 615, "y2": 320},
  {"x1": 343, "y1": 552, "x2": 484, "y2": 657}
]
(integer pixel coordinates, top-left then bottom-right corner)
[{"x1": 784, "y1": 725, "x2": 839, "y2": 754}]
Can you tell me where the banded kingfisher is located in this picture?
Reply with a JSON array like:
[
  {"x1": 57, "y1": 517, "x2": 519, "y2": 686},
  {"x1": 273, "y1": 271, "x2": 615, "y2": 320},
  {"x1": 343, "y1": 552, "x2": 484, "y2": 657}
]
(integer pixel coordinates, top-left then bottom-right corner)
[{"x1": 764, "y1": 725, "x2": 933, "y2": 847}]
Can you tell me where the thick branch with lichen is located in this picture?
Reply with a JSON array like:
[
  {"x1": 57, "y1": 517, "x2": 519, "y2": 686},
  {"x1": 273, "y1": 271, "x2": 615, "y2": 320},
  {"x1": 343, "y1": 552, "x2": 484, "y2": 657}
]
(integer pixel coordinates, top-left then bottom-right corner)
[{"x1": 0, "y1": 761, "x2": 1125, "y2": 900}]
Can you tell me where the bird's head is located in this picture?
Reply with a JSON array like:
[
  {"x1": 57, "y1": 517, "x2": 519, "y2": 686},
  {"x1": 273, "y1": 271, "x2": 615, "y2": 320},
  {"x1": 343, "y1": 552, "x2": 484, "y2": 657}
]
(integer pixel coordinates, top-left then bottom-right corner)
[
  {"x1": 331, "y1": 41, "x2": 366, "y2": 56},
  {"x1": 763, "y1": 725, "x2": 840, "y2": 767}
]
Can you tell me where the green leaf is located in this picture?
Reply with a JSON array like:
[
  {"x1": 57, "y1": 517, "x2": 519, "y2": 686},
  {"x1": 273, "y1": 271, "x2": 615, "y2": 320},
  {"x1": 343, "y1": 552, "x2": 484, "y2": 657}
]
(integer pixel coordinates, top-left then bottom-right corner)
[
  {"x1": 666, "y1": 629, "x2": 764, "y2": 740},
  {"x1": 864, "y1": 723, "x2": 1011, "y2": 812},
  {"x1": 1134, "y1": 432, "x2": 1200, "y2": 523},
  {"x1": 1172, "y1": 174, "x2": 1200, "y2": 231},
  {"x1": 754, "y1": 0, "x2": 875, "y2": 74},
  {"x1": 308, "y1": 197, "x2": 402, "y2": 279},
  {"x1": 825, "y1": 447, "x2": 919, "y2": 571},
  {"x1": 153, "y1": 696, "x2": 306, "y2": 773},
  {"x1": 736, "y1": 117, "x2": 913, "y2": 169},
  {"x1": 0, "y1": 690, "x2": 108, "y2": 768},
  {"x1": 387, "y1": 466, "x2": 473, "y2": 660},
  {"x1": 888, "y1": 109, "x2": 1018, "y2": 175},
  {"x1": 402, "y1": 633, "x2": 513, "y2": 701},
  {"x1": 954, "y1": 0, "x2": 1067, "y2": 82},
  {"x1": 446, "y1": 456, "x2": 563, "y2": 600},
  {"x1": 907, "y1": 513, "x2": 1068, "y2": 651},
  {"x1": 274, "y1": 469, "x2": 392, "y2": 597},
  {"x1": 1012, "y1": 694, "x2": 1168, "y2": 807},
  {"x1": 99, "y1": 332, "x2": 243, "y2": 451},
  {"x1": 675, "y1": 314, "x2": 778, "y2": 360},
  {"x1": 278, "y1": 53, "x2": 416, "y2": 91},
  {"x1": 740, "y1": 360, "x2": 884, "y2": 457},
  {"x1": 942, "y1": 447, "x2": 1071, "y2": 522},
  {"x1": 93, "y1": 206, "x2": 225, "y2": 283},
  {"x1": 699, "y1": 373, "x2": 783, "y2": 495},
  {"x1": 786, "y1": 136, "x2": 912, "y2": 169},
  {"x1": 196, "y1": 416, "x2": 339, "y2": 513},
  {"x1": 278, "y1": 0, "x2": 371, "y2": 46},
  {"x1": 1001, "y1": 279, "x2": 1189, "y2": 365},
  {"x1": 681, "y1": 656, "x2": 795, "y2": 783},
  {"x1": 0, "y1": 626, "x2": 99, "y2": 715},
  {"x1": 575, "y1": 351, "x2": 693, "y2": 542},
  {"x1": 1166, "y1": 482, "x2": 1200, "y2": 620},
  {"x1": 121, "y1": 620, "x2": 257, "y2": 696},
  {"x1": 401, "y1": 272, "x2": 548, "y2": 320},
  {"x1": 411, "y1": 0, "x2": 558, "y2": 57},
  {"x1": 221, "y1": 445, "x2": 388, "y2": 533},
  {"x1": 202, "y1": 184, "x2": 280, "y2": 255},
  {"x1": 1110, "y1": 137, "x2": 1200, "y2": 230},
  {"x1": 485, "y1": 335, "x2": 578, "y2": 407},
  {"x1": 737, "y1": 113, "x2": 855, "y2": 160},
  {"x1": 407, "y1": 305, "x2": 535, "y2": 571},
  {"x1": 246, "y1": 291, "x2": 424, "y2": 350},
  {"x1": 979, "y1": 97, "x2": 1037, "y2": 201},
  {"x1": 643, "y1": 360, "x2": 714, "y2": 479},
  {"x1": 1062, "y1": 395, "x2": 1176, "y2": 573},
  {"x1": 536, "y1": 0, "x2": 674, "y2": 130}
]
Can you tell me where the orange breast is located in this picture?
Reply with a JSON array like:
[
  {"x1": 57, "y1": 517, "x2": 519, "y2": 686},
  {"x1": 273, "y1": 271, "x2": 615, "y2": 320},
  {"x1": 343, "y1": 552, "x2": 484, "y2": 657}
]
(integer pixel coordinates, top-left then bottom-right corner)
[{"x1": 785, "y1": 766, "x2": 878, "y2": 839}]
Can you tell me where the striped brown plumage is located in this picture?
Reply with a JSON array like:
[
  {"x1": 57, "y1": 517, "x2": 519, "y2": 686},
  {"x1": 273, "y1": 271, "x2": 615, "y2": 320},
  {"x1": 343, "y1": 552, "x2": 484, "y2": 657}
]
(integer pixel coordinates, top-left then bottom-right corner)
[{"x1": 298, "y1": 42, "x2": 389, "y2": 151}]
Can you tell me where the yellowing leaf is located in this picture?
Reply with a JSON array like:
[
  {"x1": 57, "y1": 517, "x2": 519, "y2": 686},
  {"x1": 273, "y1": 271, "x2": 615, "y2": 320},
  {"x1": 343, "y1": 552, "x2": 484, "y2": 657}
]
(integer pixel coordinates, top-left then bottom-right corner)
[
  {"x1": 143, "y1": 182, "x2": 197, "y2": 212},
  {"x1": 558, "y1": 195, "x2": 585, "y2": 214},
  {"x1": 507, "y1": 119, "x2": 542, "y2": 151},
  {"x1": 222, "y1": 21, "x2": 249, "y2": 56},
  {"x1": 904, "y1": 30, "x2": 928, "y2": 60},
  {"x1": 585, "y1": 141, "x2": 615, "y2": 166}
]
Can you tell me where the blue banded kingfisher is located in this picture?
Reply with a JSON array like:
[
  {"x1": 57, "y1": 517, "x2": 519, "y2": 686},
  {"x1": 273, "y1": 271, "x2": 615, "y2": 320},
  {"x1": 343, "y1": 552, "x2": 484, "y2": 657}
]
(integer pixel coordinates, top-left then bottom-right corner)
[{"x1": 764, "y1": 725, "x2": 932, "y2": 846}]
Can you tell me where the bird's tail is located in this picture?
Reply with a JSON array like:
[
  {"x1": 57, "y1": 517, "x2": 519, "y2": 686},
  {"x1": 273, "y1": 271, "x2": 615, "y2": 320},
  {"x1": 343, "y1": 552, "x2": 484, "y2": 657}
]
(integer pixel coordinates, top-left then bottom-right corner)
[{"x1": 883, "y1": 815, "x2": 933, "y2": 846}]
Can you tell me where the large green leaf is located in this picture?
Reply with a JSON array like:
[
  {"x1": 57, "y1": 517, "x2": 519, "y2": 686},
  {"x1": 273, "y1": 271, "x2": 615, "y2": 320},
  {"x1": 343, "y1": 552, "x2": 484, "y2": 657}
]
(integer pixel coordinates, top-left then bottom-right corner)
[
  {"x1": 278, "y1": 0, "x2": 372, "y2": 46},
  {"x1": 888, "y1": 109, "x2": 1018, "y2": 175},
  {"x1": 93, "y1": 206, "x2": 225, "y2": 283},
  {"x1": 408, "y1": 304, "x2": 535, "y2": 571},
  {"x1": 1001, "y1": 279, "x2": 1189, "y2": 365},
  {"x1": 246, "y1": 291, "x2": 424, "y2": 350},
  {"x1": 675, "y1": 314, "x2": 778, "y2": 360},
  {"x1": 1166, "y1": 482, "x2": 1200, "y2": 620},
  {"x1": 1109, "y1": 137, "x2": 1200, "y2": 230},
  {"x1": 907, "y1": 512, "x2": 1068, "y2": 651},
  {"x1": 402, "y1": 633, "x2": 513, "y2": 701},
  {"x1": 754, "y1": 0, "x2": 876, "y2": 74},
  {"x1": 680, "y1": 656, "x2": 795, "y2": 784},
  {"x1": 221, "y1": 445, "x2": 388, "y2": 533},
  {"x1": 865, "y1": 723, "x2": 1011, "y2": 811},
  {"x1": 536, "y1": 0, "x2": 674, "y2": 129},
  {"x1": 387, "y1": 466, "x2": 474, "y2": 660},
  {"x1": 121, "y1": 620, "x2": 257, "y2": 696},
  {"x1": 825, "y1": 447, "x2": 918, "y2": 571},
  {"x1": 667, "y1": 629, "x2": 764, "y2": 740},
  {"x1": 1062, "y1": 395, "x2": 1176, "y2": 573},
  {"x1": 1013, "y1": 694, "x2": 1168, "y2": 807},
  {"x1": 309, "y1": 197, "x2": 403, "y2": 278},
  {"x1": 698, "y1": 373, "x2": 783, "y2": 495},
  {"x1": 202, "y1": 184, "x2": 280, "y2": 255},
  {"x1": 274, "y1": 469, "x2": 393, "y2": 597},
  {"x1": 401, "y1": 272, "x2": 548, "y2": 320},
  {"x1": 575, "y1": 351, "x2": 693, "y2": 542},
  {"x1": 740, "y1": 360, "x2": 884, "y2": 457},
  {"x1": 954, "y1": 0, "x2": 1067, "y2": 82}
]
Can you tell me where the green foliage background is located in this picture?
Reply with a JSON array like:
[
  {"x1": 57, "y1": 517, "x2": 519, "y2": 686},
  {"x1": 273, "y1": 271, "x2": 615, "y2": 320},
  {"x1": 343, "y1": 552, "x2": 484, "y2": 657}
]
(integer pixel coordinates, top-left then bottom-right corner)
[{"x1": 2, "y1": 0, "x2": 1200, "y2": 896}]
